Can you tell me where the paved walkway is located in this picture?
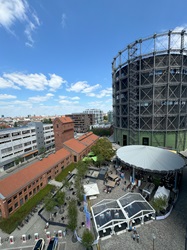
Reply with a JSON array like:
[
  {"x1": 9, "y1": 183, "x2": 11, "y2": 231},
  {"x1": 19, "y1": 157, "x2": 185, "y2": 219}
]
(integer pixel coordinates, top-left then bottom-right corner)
[
  {"x1": 0, "y1": 164, "x2": 186, "y2": 250},
  {"x1": 99, "y1": 166, "x2": 187, "y2": 250}
]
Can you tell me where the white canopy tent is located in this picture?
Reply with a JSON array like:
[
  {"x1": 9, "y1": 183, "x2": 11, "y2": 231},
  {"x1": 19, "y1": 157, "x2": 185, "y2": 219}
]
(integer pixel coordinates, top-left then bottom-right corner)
[
  {"x1": 154, "y1": 186, "x2": 170, "y2": 200},
  {"x1": 83, "y1": 183, "x2": 100, "y2": 197},
  {"x1": 91, "y1": 193, "x2": 155, "y2": 238},
  {"x1": 116, "y1": 145, "x2": 185, "y2": 172}
]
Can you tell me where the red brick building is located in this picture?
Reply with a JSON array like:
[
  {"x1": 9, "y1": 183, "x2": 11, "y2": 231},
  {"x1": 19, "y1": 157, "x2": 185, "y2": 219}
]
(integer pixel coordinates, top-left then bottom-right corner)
[
  {"x1": 0, "y1": 132, "x2": 99, "y2": 218},
  {"x1": 53, "y1": 116, "x2": 74, "y2": 151},
  {"x1": 0, "y1": 148, "x2": 72, "y2": 218}
]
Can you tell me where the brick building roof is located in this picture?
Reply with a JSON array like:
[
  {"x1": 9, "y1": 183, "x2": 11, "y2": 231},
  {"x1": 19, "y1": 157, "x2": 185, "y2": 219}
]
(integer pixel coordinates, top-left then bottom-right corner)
[
  {"x1": 58, "y1": 116, "x2": 73, "y2": 124},
  {"x1": 63, "y1": 138, "x2": 87, "y2": 154},
  {"x1": 0, "y1": 148, "x2": 71, "y2": 199},
  {"x1": 79, "y1": 132, "x2": 99, "y2": 146}
]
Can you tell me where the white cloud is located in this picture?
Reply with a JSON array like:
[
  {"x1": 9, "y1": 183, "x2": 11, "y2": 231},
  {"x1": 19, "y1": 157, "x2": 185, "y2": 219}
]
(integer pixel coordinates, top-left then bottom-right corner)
[
  {"x1": 59, "y1": 95, "x2": 80, "y2": 105},
  {"x1": 0, "y1": 0, "x2": 27, "y2": 29},
  {"x1": 48, "y1": 74, "x2": 67, "y2": 92},
  {"x1": 88, "y1": 100, "x2": 112, "y2": 112},
  {"x1": 2, "y1": 72, "x2": 65, "y2": 91},
  {"x1": 0, "y1": 0, "x2": 40, "y2": 47},
  {"x1": 66, "y1": 81, "x2": 101, "y2": 94},
  {"x1": 59, "y1": 99, "x2": 79, "y2": 105},
  {"x1": 0, "y1": 77, "x2": 20, "y2": 89},
  {"x1": 71, "y1": 96, "x2": 80, "y2": 100},
  {"x1": 0, "y1": 94, "x2": 17, "y2": 99},
  {"x1": 86, "y1": 87, "x2": 112, "y2": 98},
  {"x1": 28, "y1": 93, "x2": 54, "y2": 103},
  {"x1": 61, "y1": 13, "x2": 66, "y2": 28}
]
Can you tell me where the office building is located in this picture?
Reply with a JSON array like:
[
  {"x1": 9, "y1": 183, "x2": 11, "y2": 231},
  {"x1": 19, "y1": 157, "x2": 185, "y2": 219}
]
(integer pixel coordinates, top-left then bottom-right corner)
[
  {"x1": 0, "y1": 122, "x2": 54, "y2": 171},
  {"x1": 83, "y1": 109, "x2": 104, "y2": 124}
]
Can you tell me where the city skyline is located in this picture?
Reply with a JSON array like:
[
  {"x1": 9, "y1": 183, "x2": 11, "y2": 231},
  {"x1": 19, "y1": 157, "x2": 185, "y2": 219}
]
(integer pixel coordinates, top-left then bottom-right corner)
[{"x1": 0, "y1": 0, "x2": 187, "y2": 117}]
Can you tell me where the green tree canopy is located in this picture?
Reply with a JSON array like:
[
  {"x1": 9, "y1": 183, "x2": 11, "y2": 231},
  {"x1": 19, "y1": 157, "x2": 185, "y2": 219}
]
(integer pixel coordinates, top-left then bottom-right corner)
[
  {"x1": 67, "y1": 199, "x2": 78, "y2": 232},
  {"x1": 91, "y1": 137, "x2": 115, "y2": 161},
  {"x1": 55, "y1": 191, "x2": 65, "y2": 208},
  {"x1": 81, "y1": 229, "x2": 94, "y2": 249},
  {"x1": 151, "y1": 195, "x2": 168, "y2": 213}
]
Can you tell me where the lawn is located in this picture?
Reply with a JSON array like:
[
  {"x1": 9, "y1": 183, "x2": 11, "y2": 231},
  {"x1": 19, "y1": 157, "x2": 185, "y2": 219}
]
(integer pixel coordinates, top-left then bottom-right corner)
[{"x1": 55, "y1": 162, "x2": 77, "y2": 182}]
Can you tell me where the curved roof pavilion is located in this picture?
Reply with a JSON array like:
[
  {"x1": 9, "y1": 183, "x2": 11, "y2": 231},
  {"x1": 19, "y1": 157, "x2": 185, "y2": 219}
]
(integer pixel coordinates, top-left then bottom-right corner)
[{"x1": 116, "y1": 145, "x2": 185, "y2": 172}]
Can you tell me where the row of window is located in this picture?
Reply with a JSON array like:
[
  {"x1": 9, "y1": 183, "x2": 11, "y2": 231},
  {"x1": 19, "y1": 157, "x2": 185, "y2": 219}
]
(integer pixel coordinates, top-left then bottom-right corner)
[
  {"x1": 8, "y1": 185, "x2": 43, "y2": 214},
  {"x1": 7, "y1": 181, "x2": 43, "y2": 205}
]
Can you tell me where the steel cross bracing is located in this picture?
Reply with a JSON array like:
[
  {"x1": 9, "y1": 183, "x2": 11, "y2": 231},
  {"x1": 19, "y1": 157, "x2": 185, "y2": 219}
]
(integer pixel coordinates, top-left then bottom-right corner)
[
  {"x1": 112, "y1": 30, "x2": 187, "y2": 150},
  {"x1": 127, "y1": 42, "x2": 139, "y2": 145}
]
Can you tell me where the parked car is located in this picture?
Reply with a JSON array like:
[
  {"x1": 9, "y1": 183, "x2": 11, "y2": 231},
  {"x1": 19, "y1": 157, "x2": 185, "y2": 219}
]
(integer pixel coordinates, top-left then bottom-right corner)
[
  {"x1": 33, "y1": 238, "x2": 45, "y2": 250},
  {"x1": 46, "y1": 237, "x2": 58, "y2": 250}
]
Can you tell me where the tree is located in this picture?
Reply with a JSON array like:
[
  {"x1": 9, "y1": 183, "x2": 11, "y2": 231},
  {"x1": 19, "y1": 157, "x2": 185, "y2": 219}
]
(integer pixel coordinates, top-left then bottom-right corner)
[
  {"x1": 14, "y1": 122, "x2": 18, "y2": 127},
  {"x1": 55, "y1": 191, "x2": 65, "y2": 212},
  {"x1": 91, "y1": 137, "x2": 115, "y2": 161},
  {"x1": 43, "y1": 118, "x2": 52, "y2": 124},
  {"x1": 77, "y1": 161, "x2": 88, "y2": 179},
  {"x1": 81, "y1": 229, "x2": 94, "y2": 249},
  {"x1": 14, "y1": 157, "x2": 22, "y2": 165},
  {"x1": 67, "y1": 199, "x2": 78, "y2": 233},
  {"x1": 74, "y1": 176, "x2": 84, "y2": 202},
  {"x1": 96, "y1": 154, "x2": 105, "y2": 167},
  {"x1": 44, "y1": 194, "x2": 57, "y2": 219},
  {"x1": 39, "y1": 146, "x2": 46, "y2": 157},
  {"x1": 151, "y1": 195, "x2": 168, "y2": 214}
]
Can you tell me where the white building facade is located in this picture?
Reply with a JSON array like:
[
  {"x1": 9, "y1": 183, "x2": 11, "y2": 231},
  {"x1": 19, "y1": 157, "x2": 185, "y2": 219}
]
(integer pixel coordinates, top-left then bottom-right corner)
[
  {"x1": 0, "y1": 122, "x2": 54, "y2": 171},
  {"x1": 83, "y1": 109, "x2": 104, "y2": 124}
]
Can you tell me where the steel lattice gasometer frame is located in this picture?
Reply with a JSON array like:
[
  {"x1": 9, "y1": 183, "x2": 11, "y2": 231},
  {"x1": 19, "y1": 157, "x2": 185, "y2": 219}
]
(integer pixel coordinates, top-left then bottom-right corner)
[{"x1": 112, "y1": 30, "x2": 187, "y2": 151}]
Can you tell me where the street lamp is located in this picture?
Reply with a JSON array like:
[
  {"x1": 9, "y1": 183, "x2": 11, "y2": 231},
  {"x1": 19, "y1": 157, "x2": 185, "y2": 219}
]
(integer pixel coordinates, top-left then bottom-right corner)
[{"x1": 152, "y1": 233, "x2": 156, "y2": 250}]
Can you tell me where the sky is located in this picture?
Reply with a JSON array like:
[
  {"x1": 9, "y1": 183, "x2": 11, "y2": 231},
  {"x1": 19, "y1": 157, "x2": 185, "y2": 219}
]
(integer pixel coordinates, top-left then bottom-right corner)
[{"x1": 0, "y1": 0, "x2": 187, "y2": 117}]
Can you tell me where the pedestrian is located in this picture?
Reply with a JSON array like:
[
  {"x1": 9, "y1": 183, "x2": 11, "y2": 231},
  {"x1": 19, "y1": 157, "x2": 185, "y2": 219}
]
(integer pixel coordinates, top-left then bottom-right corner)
[
  {"x1": 133, "y1": 226, "x2": 136, "y2": 233},
  {"x1": 132, "y1": 233, "x2": 136, "y2": 241},
  {"x1": 136, "y1": 233, "x2": 140, "y2": 243}
]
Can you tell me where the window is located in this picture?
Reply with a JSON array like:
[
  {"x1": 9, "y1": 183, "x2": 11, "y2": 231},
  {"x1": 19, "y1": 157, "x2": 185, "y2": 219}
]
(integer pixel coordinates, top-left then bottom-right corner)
[
  {"x1": 20, "y1": 198, "x2": 23, "y2": 205},
  {"x1": 25, "y1": 195, "x2": 28, "y2": 201},
  {"x1": 15, "y1": 202, "x2": 18, "y2": 208},
  {"x1": 19, "y1": 191, "x2": 22, "y2": 196},
  {"x1": 24, "y1": 188, "x2": 27, "y2": 192},
  {"x1": 40, "y1": 183, "x2": 43, "y2": 187},
  {"x1": 28, "y1": 185, "x2": 31, "y2": 189},
  {"x1": 8, "y1": 207, "x2": 13, "y2": 213},
  {"x1": 29, "y1": 191, "x2": 32, "y2": 196},
  {"x1": 8, "y1": 199, "x2": 11, "y2": 204},
  {"x1": 142, "y1": 137, "x2": 149, "y2": 145},
  {"x1": 1, "y1": 147, "x2": 12, "y2": 154},
  {"x1": 14, "y1": 195, "x2": 17, "y2": 200},
  {"x1": 56, "y1": 124, "x2": 59, "y2": 128}
]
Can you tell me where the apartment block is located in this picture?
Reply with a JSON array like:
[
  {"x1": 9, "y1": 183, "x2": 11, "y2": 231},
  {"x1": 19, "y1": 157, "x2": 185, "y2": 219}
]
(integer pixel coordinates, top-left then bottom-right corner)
[
  {"x1": 0, "y1": 122, "x2": 54, "y2": 171},
  {"x1": 83, "y1": 109, "x2": 104, "y2": 124},
  {"x1": 65, "y1": 113, "x2": 92, "y2": 133}
]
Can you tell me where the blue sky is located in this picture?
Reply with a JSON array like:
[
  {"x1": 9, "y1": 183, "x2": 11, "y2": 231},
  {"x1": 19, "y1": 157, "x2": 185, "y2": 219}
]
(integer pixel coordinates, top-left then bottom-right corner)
[{"x1": 0, "y1": 0, "x2": 187, "y2": 117}]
